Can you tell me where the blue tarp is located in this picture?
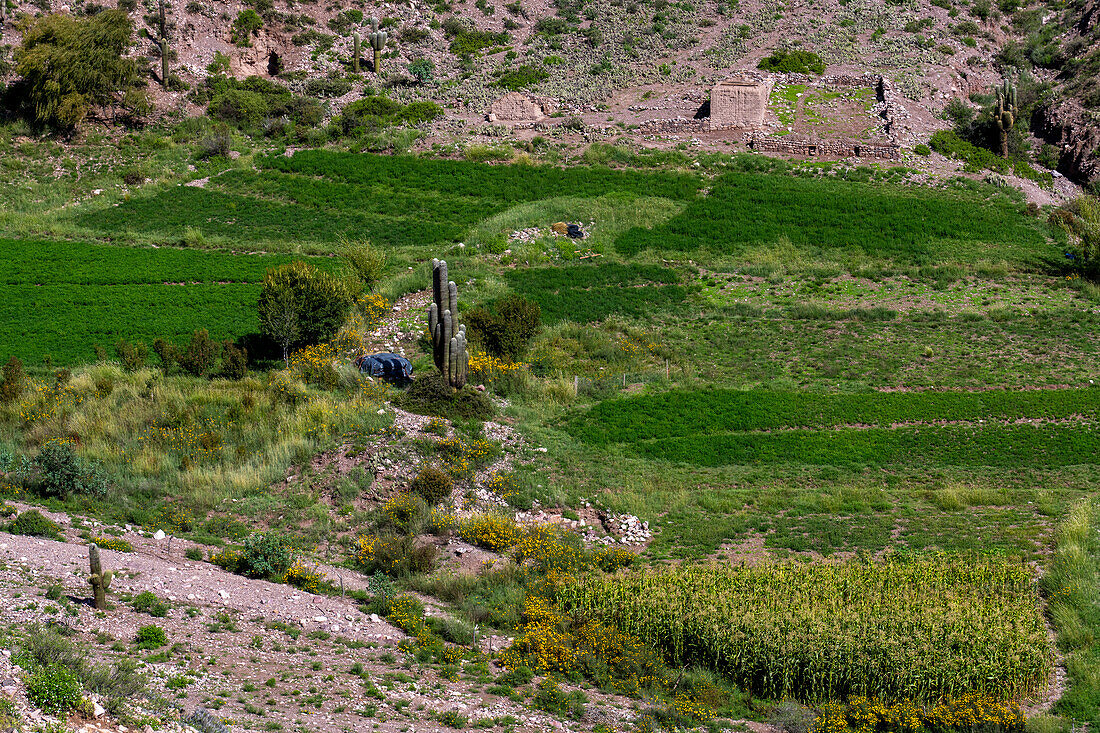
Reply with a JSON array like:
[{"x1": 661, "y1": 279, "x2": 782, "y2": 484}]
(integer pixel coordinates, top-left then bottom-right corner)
[{"x1": 354, "y1": 353, "x2": 413, "y2": 383}]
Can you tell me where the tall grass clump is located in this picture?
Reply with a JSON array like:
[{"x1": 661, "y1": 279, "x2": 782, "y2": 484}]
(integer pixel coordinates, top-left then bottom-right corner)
[
  {"x1": 0, "y1": 363, "x2": 387, "y2": 514},
  {"x1": 1042, "y1": 498, "x2": 1100, "y2": 725}
]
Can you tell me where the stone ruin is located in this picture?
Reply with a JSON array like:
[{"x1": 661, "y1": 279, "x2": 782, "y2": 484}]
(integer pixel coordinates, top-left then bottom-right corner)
[
  {"x1": 709, "y1": 75, "x2": 774, "y2": 128},
  {"x1": 486, "y1": 92, "x2": 557, "y2": 123},
  {"x1": 636, "y1": 72, "x2": 905, "y2": 161}
]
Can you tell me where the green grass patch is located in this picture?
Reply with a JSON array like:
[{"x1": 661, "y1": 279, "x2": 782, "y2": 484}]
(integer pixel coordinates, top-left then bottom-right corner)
[
  {"x1": 615, "y1": 172, "x2": 1052, "y2": 267},
  {"x1": 570, "y1": 387, "x2": 1100, "y2": 445},
  {"x1": 1043, "y1": 498, "x2": 1100, "y2": 725},
  {"x1": 504, "y1": 263, "x2": 688, "y2": 324},
  {"x1": 632, "y1": 423, "x2": 1100, "y2": 468}
]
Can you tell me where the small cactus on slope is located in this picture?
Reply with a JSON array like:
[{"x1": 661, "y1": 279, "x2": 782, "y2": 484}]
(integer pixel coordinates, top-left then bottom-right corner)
[
  {"x1": 995, "y1": 79, "x2": 1018, "y2": 159},
  {"x1": 88, "y1": 543, "x2": 114, "y2": 610}
]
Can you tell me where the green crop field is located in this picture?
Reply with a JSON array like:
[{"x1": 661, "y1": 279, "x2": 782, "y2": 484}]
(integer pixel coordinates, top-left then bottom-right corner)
[
  {"x1": 615, "y1": 172, "x2": 1054, "y2": 265},
  {"x1": 0, "y1": 239, "x2": 310, "y2": 364},
  {"x1": 505, "y1": 263, "x2": 688, "y2": 323}
]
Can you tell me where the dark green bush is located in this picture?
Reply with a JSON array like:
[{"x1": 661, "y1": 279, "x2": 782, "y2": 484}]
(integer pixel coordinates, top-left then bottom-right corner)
[
  {"x1": 257, "y1": 261, "x2": 353, "y2": 351},
  {"x1": 495, "y1": 64, "x2": 549, "y2": 91},
  {"x1": 757, "y1": 49, "x2": 826, "y2": 74},
  {"x1": 31, "y1": 443, "x2": 108, "y2": 500},
  {"x1": 8, "y1": 510, "x2": 62, "y2": 539},
  {"x1": 178, "y1": 329, "x2": 219, "y2": 377},
  {"x1": 533, "y1": 678, "x2": 586, "y2": 719},
  {"x1": 0, "y1": 356, "x2": 25, "y2": 403},
  {"x1": 241, "y1": 532, "x2": 295, "y2": 577},
  {"x1": 232, "y1": 9, "x2": 263, "y2": 45},
  {"x1": 25, "y1": 664, "x2": 82, "y2": 714},
  {"x1": 355, "y1": 533, "x2": 439, "y2": 577},
  {"x1": 135, "y1": 625, "x2": 167, "y2": 649},
  {"x1": 411, "y1": 466, "x2": 454, "y2": 506},
  {"x1": 114, "y1": 339, "x2": 148, "y2": 371},
  {"x1": 400, "y1": 372, "x2": 495, "y2": 420},
  {"x1": 208, "y1": 88, "x2": 269, "y2": 128},
  {"x1": 449, "y1": 29, "x2": 510, "y2": 55},
  {"x1": 131, "y1": 591, "x2": 170, "y2": 618},
  {"x1": 464, "y1": 295, "x2": 542, "y2": 360}
]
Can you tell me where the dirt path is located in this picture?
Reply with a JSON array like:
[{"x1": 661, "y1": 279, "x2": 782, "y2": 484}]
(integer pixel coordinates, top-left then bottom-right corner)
[{"x1": 0, "y1": 521, "x2": 628, "y2": 733}]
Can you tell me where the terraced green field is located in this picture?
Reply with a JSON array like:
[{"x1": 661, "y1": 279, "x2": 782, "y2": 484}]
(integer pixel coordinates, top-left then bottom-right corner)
[{"x1": 0, "y1": 239, "x2": 307, "y2": 364}]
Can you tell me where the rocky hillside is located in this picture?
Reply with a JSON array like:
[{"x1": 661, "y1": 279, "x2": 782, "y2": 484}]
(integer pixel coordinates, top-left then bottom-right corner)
[{"x1": 0, "y1": 0, "x2": 1097, "y2": 185}]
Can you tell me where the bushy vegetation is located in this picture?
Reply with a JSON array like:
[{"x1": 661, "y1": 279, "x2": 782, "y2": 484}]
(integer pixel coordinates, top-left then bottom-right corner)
[
  {"x1": 203, "y1": 75, "x2": 322, "y2": 133},
  {"x1": 6, "y1": 510, "x2": 62, "y2": 539},
  {"x1": 9, "y1": 10, "x2": 147, "y2": 129},
  {"x1": 258, "y1": 261, "x2": 354, "y2": 358},
  {"x1": 399, "y1": 372, "x2": 495, "y2": 420},
  {"x1": 464, "y1": 295, "x2": 542, "y2": 359},
  {"x1": 1042, "y1": 499, "x2": 1100, "y2": 725},
  {"x1": 562, "y1": 557, "x2": 1051, "y2": 702},
  {"x1": 25, "y1": 664, "x2": 83, "y2": 714},
  {"x1": 757, "y1": 49, "x2": 826, "y2": 74},
  {"x1": 332, "y1": 96, "x2": 444, "y2": 137}
]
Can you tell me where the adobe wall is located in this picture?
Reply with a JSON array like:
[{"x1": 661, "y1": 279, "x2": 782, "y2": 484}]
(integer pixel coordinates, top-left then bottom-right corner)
[{"x1": 710, "y1": 77, "x2": 774, "y2": 127}]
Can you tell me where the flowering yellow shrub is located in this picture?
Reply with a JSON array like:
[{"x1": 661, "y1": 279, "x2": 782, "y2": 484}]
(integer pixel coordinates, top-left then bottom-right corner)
[
  {"x1": 358, "y1": 293, "x2": 391, "y2": 330},
  {"x1": 514, "y1": 525, "x2": 584, "y2": 572},
  {"x1": 209, "y1": 547, "x2": 243, "y2": 573},
  {"x1": 289, "y1": 344, "x2": 340, "y2": 389},
  {"x1": 91, "y1": 536, "x2": 133, "y2": 553},
  {"x1": 18, "y1": 381, "x2": 84, "y2": 425},
  {"x1": 484, "y1": 471, "x2": 519, "y2": 501},
  {"x1": 458, "y1": 513, "x2": 522, "y2": 552},
  {"x1": 814, "y1": 694, "x2": 1025, "y2": 733},
  {"x1": 283, "y1": 562, "x2": 326, "y2": 593},
  {"x1": 468, "y1": 352, "x2": 527, "y2": 384},
  {"x1": 434, "y1": 437, "x2": 500, "y2": 478},
  {"x1": 382, "y1": 492, "x2": 423, "y2": 531},
  {"x1": 139, "y1": 419, "x2": 224, "y2": 468},
  {"x1": 150, "y1": 504, "x2": 194, "y2": 533}
]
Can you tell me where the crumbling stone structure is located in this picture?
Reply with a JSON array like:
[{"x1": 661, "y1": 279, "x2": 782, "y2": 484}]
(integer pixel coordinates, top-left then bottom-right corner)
[
  {"x1": 486, "y1": 92, "x2": 557, "y2": 122},
  {"x1": 710, "y1": 76, "x2": 774, "y2": 128}
]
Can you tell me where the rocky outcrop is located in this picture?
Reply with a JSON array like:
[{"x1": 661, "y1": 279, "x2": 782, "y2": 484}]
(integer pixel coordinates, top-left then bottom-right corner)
[{"x1": 1035, "y1": 99, "x2": 1100, "y2": 185}]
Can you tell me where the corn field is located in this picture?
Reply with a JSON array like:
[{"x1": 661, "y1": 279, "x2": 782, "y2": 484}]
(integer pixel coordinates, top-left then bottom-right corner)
[{"x1": 559, "y1": 557, "x2": 1052, "y2": 703}]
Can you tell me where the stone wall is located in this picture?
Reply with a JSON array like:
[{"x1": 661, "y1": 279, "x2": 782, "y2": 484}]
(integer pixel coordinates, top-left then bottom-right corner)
[{"x1": 746, "y1": 135, "x2": 901, "y2": 160}]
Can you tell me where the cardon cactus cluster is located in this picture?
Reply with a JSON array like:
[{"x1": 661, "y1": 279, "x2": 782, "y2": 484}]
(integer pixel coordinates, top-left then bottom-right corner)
[
  {"x1": 369, "y1": 29, "x2": 388, "y2": 74},
  {"x1": 995, "y1": 80, "x2": 1018, "y2": 158},
  {"x1": 428, "y1": 259, "x2": 468, "y2": 390},
  {"x1": 88, "y1": 543, "x2": 113, "y2": 610}
]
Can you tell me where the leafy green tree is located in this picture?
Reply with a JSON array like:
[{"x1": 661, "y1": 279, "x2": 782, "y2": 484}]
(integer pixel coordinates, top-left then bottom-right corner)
[
  {"x1": 258, "y1": 261, "x2": 352, "y2": 355},
  {"x1": 13, "y1": 10, "x2": 147, "y2": 129}
]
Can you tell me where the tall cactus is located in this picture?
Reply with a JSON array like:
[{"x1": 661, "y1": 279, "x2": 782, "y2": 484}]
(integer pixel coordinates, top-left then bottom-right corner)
[
  {"x1": 158, "y1": 0, "x2": 170, "y2": 88},
  {"x1": 88, "y1": 543, "x2": 113, "y2": 611},
  {"x1": 353, "y1": 32, "x2": 361, "y2": 73},
  {"x1": 428, "y1": 259, "x2": 468, "y2": 390},
  {"x1": 369, "y1": 30, "x2": 388, "y2": 75},
  {"x1": 994, "y1": 79, "x2": 1018, "y2": 159}
]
